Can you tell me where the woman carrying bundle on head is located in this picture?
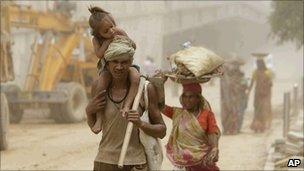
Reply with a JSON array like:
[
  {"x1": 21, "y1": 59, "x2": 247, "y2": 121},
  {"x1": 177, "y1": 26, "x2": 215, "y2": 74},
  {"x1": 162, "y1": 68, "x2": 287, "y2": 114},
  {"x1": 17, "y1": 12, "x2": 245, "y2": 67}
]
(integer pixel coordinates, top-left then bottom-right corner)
[{"x1": 160, "y1": 75, "x2": 221, "y2": 171}]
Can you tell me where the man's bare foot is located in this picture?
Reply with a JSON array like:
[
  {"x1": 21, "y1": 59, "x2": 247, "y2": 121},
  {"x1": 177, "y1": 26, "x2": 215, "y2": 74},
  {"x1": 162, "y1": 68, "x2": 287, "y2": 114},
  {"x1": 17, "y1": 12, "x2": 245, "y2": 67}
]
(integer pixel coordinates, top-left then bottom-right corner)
[{"x1": 91, "y1": 123, "x2": 102, "y2": 134}]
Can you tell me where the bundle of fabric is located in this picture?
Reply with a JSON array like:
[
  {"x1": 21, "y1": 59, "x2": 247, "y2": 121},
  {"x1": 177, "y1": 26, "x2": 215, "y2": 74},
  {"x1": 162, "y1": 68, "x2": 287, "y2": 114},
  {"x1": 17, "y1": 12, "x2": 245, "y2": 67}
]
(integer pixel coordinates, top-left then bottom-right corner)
[{"x1": 167, "y1": 46, "x2": 224, "y2": 83}]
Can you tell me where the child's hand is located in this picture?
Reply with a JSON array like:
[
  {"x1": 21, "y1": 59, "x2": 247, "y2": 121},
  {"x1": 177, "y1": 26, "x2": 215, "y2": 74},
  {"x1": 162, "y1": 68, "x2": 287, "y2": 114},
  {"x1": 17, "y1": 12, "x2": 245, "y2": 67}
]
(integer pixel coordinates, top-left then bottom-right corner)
[
  {"x1": 120, "y1": 108, "x2": 128, "y2": 117},
  {"x1": 104, "y1": 38, "x2": 113, "y2": 46}
]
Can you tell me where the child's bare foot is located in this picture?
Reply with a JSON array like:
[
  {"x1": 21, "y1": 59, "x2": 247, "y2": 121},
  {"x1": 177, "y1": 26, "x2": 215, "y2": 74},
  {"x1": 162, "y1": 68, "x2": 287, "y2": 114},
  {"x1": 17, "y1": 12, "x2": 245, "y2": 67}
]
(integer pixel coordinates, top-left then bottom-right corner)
[{"x1": 91, "y1": 123, "x2": 102, "y2": 134}]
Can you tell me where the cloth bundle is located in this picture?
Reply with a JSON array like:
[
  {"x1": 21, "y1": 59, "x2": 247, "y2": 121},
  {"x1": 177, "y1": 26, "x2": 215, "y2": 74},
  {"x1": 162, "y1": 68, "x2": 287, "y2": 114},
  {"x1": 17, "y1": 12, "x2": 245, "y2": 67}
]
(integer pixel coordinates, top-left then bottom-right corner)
[
  {"x1": 139, "y1": 80, "x2": 163, "y2": 170},
  {"x1": 170, "y1": 46, "x2": 224, "y2": 78}
]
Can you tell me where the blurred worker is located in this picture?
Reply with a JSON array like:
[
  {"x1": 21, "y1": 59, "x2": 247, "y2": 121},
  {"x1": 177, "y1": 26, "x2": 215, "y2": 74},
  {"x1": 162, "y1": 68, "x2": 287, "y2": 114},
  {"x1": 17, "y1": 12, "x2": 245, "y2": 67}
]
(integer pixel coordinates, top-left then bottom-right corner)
[
  {"x1": 143, "y1": 56, "x2": 157, "y2": 77},
  {"x1": 237, "y1": 71, "x2": 249, "y2": 132},
  {"x1": 53, "y1": 0, "x2": 76, "y2": 18},
  {"x1": 247, "y1": 53, "x2": 273, "y2": 133},
  {"x1": 220, "y1": 57, "x2": 247, "y2": 135}
]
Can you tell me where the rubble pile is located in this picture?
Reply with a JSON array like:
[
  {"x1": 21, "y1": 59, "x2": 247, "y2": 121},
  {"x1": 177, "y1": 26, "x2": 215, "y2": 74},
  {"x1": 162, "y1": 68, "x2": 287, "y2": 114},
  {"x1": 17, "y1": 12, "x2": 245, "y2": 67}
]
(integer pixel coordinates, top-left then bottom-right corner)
[{"x1": 270, "y1": 111, "x2": 304, "y2": 170}]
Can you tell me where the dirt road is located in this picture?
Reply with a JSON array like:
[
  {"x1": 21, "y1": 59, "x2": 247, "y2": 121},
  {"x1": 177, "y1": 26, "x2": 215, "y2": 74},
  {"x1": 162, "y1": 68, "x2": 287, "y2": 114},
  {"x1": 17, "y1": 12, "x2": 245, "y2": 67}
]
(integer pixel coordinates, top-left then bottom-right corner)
[
  {"x1": 0, "y1": 81, "x2": 285, "y2": 170},
  {"x1": 1, "y1": 111, "x2": 280, "y2": 170}
]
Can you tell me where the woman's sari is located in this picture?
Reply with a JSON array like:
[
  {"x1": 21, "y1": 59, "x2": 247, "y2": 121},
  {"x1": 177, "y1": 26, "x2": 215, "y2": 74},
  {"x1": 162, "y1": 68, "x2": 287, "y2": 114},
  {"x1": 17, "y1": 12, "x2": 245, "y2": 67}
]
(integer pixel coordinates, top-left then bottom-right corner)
[
  {"x1": 250, "y1": 69, "x2": 273, "y2": 132},
  {"x1": 220, "y1": 65, "x2": 243, "y2": 134},
  {"x1": 166, "y1": 108, "x2": 211, "y2": 167}
]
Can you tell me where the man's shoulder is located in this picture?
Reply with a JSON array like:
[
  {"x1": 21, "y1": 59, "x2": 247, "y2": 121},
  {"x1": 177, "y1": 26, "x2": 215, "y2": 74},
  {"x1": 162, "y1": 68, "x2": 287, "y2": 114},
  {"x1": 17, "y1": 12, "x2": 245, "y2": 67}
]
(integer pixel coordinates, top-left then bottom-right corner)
[
  {"x1": 142, "y1": 80, "x2": 155, "y2": 104},
  {"x1": 145, "y1": 81, "x2": 157, "y2": 95}
]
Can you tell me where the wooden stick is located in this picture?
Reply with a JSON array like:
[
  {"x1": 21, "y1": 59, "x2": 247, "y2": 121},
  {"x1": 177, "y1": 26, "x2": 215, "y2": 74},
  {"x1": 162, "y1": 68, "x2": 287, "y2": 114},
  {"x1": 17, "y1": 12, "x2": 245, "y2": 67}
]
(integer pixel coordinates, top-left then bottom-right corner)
[{"x1": 118, "y1": 77, "x2": 146, "y2": 168}]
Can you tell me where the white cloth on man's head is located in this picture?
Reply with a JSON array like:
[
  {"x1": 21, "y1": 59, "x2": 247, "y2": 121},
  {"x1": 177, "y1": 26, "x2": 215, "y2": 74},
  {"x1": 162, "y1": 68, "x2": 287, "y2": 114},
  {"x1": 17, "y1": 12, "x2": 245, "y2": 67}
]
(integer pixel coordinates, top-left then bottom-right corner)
[{"x1": 104, "y1": 35, "x2": 135, "y2": 62}]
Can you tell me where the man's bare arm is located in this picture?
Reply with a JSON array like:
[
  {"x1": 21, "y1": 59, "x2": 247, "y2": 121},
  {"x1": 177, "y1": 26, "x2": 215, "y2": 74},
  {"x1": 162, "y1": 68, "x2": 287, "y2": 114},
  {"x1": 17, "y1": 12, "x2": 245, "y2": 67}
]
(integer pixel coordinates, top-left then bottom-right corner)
[
  {"x1": 86, "y1": 79, "x2": 107, "y2": 129},
  {"x1": 86, "y1": 80, "x2": 98, "y2": 129},
  {"x1": 138, "y1": 83, "x2": 166, "y2": 138}
]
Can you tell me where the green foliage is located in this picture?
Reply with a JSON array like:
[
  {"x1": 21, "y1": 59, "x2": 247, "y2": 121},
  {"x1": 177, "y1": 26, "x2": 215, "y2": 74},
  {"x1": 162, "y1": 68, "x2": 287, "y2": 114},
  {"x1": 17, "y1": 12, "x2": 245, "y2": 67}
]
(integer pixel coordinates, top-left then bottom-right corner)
[{"x1": 269, "y1": 1, "x2": 303, "y2": 48}]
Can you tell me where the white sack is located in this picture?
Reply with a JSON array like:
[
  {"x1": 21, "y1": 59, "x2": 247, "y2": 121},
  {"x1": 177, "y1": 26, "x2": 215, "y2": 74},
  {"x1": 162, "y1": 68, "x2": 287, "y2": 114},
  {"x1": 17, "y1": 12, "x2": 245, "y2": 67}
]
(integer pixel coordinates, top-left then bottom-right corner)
[{"x1": 171, "y1": 46, "x2": 224, "y2": 77}]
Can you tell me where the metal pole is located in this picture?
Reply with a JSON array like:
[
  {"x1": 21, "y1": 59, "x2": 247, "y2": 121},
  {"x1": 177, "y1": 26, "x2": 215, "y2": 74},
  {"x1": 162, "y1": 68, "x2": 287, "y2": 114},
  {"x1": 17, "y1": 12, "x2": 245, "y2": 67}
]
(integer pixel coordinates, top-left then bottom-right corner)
[
  {"x1": 292, "y1": 84, "x2": 299, "y2": 116},
  {"x1": 283, "y1": 92, "x2": 287, "y2": 138},
  {"x1": 283, "y1": 92, "x2": 291, "y2": 138},
  {"x1": 287, "y1": 92, "x2": 291, "y2": 133},
  {"x1": 302, "y1": 76, "x2": 304, "y2": 109}
]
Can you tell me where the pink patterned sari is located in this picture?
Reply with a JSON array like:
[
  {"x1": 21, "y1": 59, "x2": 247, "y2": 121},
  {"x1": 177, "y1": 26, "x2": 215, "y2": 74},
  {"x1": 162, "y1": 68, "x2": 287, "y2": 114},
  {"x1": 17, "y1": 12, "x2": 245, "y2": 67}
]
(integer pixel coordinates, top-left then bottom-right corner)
[{"x1": 166, "y1": 108, "x2": 210, "y2": 167}]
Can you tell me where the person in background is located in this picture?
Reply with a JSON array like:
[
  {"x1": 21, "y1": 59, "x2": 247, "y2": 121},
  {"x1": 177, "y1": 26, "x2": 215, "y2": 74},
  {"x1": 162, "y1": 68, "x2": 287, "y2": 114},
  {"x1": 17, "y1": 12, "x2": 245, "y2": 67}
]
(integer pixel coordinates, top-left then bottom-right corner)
[
  {"x1": 53, "y1": 0, "x2": 76, "y2": 17},
  {"x1": 237, "y1": 68, "x2": 249, "y2": 133},
  {"x1": 143, "y1": 56, "x2": 157, "y2": 77},
  {"x1": 220, "y1": 58, "x2": 247, "y2": 135},
  {"x1": 247, "y1": 54, "x2": 273, "y2": 133}
]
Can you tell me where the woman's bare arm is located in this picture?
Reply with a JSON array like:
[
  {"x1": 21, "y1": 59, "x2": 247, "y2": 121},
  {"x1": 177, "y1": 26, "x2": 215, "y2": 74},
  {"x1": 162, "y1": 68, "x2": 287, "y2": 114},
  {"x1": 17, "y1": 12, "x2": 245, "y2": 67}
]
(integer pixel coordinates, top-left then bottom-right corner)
[{"x1": 208, "y1": 133, "x2": 220, "y2": 148}]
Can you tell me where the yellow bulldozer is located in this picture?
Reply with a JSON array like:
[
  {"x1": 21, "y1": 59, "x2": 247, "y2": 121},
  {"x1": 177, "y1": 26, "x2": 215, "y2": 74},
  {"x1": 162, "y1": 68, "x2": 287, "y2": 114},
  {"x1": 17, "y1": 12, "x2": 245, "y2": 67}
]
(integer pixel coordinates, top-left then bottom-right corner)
[
  {"x1": 0, "y1": 2, "x2": 97, "y2": 129},
  {"x1": 1, "y1": 10, "x2": 14, "y2": 150}
]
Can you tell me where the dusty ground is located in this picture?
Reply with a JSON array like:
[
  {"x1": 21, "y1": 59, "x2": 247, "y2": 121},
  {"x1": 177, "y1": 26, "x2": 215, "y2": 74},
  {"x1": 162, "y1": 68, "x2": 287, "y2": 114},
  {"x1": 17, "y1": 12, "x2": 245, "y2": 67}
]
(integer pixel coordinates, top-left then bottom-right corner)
[
  {"x1": 1, "y1": 112, "x2": 278, "y2": 170},
  {"x1": 0, "y1": 80, "x2": 297, "y2": 170}
]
